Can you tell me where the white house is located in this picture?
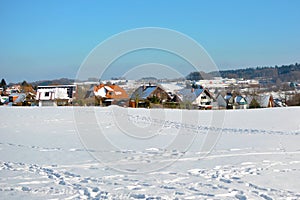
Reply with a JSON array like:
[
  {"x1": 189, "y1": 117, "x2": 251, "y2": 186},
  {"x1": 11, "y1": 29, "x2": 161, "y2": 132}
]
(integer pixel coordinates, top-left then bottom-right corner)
[{"x1": 36, "y1": 85, "x2": 76, "y2": 106}]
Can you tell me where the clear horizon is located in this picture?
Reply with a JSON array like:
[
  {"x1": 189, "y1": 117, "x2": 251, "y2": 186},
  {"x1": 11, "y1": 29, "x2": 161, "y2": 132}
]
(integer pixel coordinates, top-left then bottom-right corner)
[{"x1": 1, "y1": 0, "x2": 300, "y2": 83}]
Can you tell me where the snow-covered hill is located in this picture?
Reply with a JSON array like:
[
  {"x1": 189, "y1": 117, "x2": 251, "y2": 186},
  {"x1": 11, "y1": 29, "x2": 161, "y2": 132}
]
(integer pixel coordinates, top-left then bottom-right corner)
[{"x1": 0, "y1": 107, "x2": 299, "y2": 199}]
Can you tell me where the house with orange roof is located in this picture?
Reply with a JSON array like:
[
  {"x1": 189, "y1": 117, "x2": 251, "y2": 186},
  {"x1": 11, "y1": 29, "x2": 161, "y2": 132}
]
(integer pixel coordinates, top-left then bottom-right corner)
[{"x1": 94, "y1": 84, "x2": 129, "y2": 106}]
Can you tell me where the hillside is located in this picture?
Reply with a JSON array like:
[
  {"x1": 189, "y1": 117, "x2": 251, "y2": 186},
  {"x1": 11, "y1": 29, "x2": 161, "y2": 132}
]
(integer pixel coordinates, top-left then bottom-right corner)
[
  {"x1": 30, "y1": 78, "x2": 75, "y2": 86},
  {"x1": 187, "y1": 63, "x2": 300, "y2": 82}
]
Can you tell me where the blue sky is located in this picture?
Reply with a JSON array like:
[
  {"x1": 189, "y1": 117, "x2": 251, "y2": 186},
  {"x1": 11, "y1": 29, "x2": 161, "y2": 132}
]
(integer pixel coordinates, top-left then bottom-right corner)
[{"x1": 0, "y1": 0, "x2": 300, "y2": 82}]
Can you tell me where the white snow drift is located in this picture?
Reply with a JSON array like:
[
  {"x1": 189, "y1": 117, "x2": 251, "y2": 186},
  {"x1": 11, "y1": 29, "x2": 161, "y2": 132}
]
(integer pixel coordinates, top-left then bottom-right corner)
[{"x1": 0, "y1": 106, "x2": 299, "y2": 199}]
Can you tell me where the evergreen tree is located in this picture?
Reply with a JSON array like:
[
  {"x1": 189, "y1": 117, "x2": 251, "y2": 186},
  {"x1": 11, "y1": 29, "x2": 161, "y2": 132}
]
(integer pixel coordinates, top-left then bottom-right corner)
[
  {"x1": 0, "y1": 78, "x2": 7, "y2": 89},
  {"x1": 21, "y1": 80, "x2": 30, "y2": 87},
  {"x1": 249, "y1": 98, "x2": 261, "y2": 109}
]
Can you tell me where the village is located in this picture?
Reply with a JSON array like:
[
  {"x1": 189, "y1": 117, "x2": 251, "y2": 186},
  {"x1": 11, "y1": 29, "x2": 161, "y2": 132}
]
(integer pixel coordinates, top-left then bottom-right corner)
[{"x1": 0, "y1": 76, "x2": 299, "y2": 110}]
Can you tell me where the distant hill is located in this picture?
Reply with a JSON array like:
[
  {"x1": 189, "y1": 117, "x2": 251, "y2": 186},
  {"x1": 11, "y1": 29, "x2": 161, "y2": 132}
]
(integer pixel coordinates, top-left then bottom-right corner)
[
  {"x1": 187, "y1": 63, "x2": 300, "y2": 82},
  {"x1": 30, "y1": 78, "x2": 75, "y2": 86},
  {"x1": 186, "y1": 71, "x2": 214, "y2": 81}
]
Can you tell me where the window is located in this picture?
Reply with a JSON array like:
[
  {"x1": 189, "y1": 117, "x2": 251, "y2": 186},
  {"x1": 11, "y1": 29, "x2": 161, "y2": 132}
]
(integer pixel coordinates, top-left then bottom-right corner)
[
  {"x1": 45, "y1": 92, "x2": 50, "y2": 97},
  {"x1": 67, "y1": 87, "x2": 73, "y2": 98}
]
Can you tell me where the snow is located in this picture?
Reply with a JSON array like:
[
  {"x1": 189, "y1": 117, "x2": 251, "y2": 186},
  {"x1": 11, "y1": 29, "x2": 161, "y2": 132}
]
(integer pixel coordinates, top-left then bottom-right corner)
[
  {"x1": 160, "y1": 83, "x2": 184, "y2": 93},
  {"x1": 0, "y1": 106, "x2": 299, "y2": 199}
]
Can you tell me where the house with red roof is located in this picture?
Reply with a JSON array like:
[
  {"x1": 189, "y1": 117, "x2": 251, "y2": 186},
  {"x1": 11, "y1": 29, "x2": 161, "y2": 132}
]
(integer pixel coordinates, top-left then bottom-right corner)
[{"x1": 94, "y1": 84, "x2": 129, "y2": 106}]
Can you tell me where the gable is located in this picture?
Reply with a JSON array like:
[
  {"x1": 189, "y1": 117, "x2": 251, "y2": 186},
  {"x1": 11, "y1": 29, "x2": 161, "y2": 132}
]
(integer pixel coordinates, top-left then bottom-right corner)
[
  {"x1": 256, "y1": 95, "x2": 274, "y2": 107},
  {"x1": 235, "y1": 96, "x2": 248, "y2": 105},
  {"x1": 94, "y1": 87, "x2": 106, "y2": 98}
]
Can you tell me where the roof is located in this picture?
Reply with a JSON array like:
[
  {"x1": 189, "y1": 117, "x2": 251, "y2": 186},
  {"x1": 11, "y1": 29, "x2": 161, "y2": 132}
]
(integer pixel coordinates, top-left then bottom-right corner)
[
  {"x1": 104, "y1": 86, "x2": 113, "y2": 91},
  {"x1": 224, "y1": 93, "x2": 232, "y2": 100},
  {"x1": 245, "y1": 96, "x2": 253, "y2": 104},
  {"x1": 255, "y1": 94, "x2": 273, "y2": 108},
  {"x1": 14, "y1": 93, "x2": 26, "y2": 103},
  {"x1": 160, "y1": 83, "x2": 184, "y2": 93},
  {"x1": 94, "y1": 84, "x2": 128, "y2": 99},
  {"x1": 177, "y1": 88, "x2": 204, "y2": 102},
  {"x1": 131, "y1": 86, "x2": 158, "y2": 100},
  {"x1": 234, "y1": 96, "x2": 247, "y2": 105},
  {"x1": 274, "y1": 98, "x2": 287, "y2": 107},
  {"x1": 9, "y1": 93, "x2": 26, "y2": 103},
  {"x1": 140, "y1": 86, "x2": 157, "y2": 99}
]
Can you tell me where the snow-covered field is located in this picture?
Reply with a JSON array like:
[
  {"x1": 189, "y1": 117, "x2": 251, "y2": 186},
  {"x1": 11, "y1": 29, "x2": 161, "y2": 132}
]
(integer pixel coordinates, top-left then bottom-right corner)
[{"x1": 0, "y1": 106, "x2": 299, "y2": 200}]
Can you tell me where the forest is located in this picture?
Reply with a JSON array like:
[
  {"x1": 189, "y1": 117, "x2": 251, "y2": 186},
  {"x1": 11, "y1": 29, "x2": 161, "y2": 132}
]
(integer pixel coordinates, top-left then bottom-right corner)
[{"x1": 187, "y1": 63, "x2": 300, "y2": 82}]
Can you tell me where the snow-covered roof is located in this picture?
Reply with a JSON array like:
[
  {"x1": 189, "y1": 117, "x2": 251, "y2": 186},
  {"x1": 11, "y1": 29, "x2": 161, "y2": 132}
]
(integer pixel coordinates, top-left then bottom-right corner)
[
  {"x1": 160, "y1": 83, "x2": 184, "y2": 93},
  {"x1": 256, "y1": 94, "x2": 272, "y2": 108},
  {"x1": 245, "y1": 96, "x2": 253, "y2": 104}
]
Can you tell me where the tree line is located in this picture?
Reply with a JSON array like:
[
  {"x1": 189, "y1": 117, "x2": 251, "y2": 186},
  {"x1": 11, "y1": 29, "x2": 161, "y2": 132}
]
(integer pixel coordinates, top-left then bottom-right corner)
[{"x1": 187, "y1": 63, "x2": 300, "y2": 82}]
